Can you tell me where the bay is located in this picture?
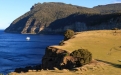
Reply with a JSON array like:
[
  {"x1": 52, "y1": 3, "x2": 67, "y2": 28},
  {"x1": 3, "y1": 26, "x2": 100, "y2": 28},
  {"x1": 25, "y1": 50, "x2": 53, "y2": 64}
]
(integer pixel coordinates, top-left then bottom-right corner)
[{"x1": 0, "y1": 30, "x2": 63, "y2": 74}]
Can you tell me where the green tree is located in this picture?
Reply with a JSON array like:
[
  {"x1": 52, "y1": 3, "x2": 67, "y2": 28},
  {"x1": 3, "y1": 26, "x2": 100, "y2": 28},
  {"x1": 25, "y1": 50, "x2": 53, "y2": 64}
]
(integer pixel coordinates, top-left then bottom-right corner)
[
  {"x1": 70, "y1": 49, "x2": 92, "y2": 66},
  {"x1": 64, "y1": 29, "x2": 75, "y2": 41}
]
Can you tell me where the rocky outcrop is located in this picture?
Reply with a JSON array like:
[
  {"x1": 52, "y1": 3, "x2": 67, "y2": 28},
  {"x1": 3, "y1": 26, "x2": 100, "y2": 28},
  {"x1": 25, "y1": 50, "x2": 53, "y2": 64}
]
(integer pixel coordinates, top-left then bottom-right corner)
[
  {"x1": 13, "y1": 46, "x2": 92, "y2": 72},
  {"x1": 41, "y1": 46, "x2": 92, "y2": 70},
  {"x1": 41, "y1": 46, "x2": 70, "y2": 69},
  {"x1": 14, "y1": 65, "x2": 41, "y2": 73}
]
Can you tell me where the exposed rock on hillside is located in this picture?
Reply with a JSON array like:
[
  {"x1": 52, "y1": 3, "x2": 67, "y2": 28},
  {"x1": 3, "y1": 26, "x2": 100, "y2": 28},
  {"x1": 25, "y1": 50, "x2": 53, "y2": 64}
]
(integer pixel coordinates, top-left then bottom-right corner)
[
  {"x1": 41, "y1": 46, "x2": 92, "y2": 70},
  {"x1": 42, "y1": 46, "x2": 71, "y2": 69},
  {"x1": 5, "y1": 2, "x2": 121, "y2": 34}
]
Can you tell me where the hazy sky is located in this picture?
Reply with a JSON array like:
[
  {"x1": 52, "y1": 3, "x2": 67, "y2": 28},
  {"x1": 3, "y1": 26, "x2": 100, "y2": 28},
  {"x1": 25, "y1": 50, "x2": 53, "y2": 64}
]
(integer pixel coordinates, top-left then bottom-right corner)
[{"x1": 0, "y1": 0, "x2": 121, "y2": 29}]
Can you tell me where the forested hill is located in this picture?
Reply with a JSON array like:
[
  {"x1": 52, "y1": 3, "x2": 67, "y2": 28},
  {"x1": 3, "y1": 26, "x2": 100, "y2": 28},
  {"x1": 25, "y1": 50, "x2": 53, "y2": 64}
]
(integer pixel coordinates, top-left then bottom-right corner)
[
  {"x1": 93, "y1": 3, "x2": 121, "y2": 14},
  {"x1": 5, "y1": 2, "x2": 121, "y2": 34}
]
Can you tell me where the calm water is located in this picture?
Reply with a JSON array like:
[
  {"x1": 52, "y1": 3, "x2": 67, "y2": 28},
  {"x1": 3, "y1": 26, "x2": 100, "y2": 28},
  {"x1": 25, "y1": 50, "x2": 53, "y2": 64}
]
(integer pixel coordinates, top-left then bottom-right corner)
[{"x1": 0, "y1": 30, "x2": 63, "y2": 74}]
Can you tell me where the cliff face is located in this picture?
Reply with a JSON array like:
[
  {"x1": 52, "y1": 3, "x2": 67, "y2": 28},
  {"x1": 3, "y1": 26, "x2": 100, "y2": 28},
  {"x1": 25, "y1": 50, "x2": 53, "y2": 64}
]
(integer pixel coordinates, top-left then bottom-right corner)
[
  {"x1": 42, "y1": 46, "x2": 70, "y2": 69},
  {"x1": 41, "y1": 46, "x2": 92, "y2": 70},
  {"x1": 4, "y1": 2, "x2": 121, "y2": 34}
]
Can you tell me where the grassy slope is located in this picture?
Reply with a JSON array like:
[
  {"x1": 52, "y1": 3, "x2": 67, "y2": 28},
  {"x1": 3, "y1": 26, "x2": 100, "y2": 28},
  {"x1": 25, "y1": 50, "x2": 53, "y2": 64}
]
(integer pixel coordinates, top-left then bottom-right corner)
[
  {"x1": 53, "y1": 30, "x2": 121, "y2": 75},
  {"x1": 9, "y1": 30, "x2": 121, "y2": 75},
  {"x1": 54, "y1": 30, "x2": 121, "y2": 64}
]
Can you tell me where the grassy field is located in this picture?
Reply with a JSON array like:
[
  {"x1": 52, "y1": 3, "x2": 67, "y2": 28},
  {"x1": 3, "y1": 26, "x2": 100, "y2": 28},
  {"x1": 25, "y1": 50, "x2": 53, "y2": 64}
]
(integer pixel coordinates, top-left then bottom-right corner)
[
  {"x1": 54, "y1": 30, "x2": 121, "y2": 64},
  {"x1": 53, "y1": 30, "x2": 121, "y2": 75},
  {"x1": 9, "y1": 30, "x2": 121, "y2": 75}
]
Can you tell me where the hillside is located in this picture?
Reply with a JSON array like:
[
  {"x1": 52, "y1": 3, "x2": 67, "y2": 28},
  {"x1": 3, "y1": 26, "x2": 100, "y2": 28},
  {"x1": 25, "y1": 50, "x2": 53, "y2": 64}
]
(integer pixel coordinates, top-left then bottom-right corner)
[
  {"x1": 52, "y1": 30, "x2": 121, "y2": 75},
  {"x1": 9, "y1": 30, "x2": 121, "y2": 75},
  {"x1": 5, "y1": 2, "x2": 121, "y2": 34},
  {"x1": 94, "y1": 3, "x2": 121, "y2": 14},
  {"x1": 53, "y1": 30, "x2": 121, "y2": 63}
]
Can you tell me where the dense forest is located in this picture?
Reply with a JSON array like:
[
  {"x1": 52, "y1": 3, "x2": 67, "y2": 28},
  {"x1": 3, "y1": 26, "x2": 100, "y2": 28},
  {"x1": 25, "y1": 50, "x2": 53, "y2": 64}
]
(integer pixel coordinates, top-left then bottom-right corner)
[{"x1": 5, "y1": 2, "x2": 121, "y2": 34}]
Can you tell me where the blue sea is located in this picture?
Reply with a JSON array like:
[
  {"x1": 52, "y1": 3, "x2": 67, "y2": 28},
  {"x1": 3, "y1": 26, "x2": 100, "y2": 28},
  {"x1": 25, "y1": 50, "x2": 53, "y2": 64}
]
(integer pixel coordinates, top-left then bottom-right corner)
[{"x1": 0, "y1": 30, "x2": 63, "y2": 74}]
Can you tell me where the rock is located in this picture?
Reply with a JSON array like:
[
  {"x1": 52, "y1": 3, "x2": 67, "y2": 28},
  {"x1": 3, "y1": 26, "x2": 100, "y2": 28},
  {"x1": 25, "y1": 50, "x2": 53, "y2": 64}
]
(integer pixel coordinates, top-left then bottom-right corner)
[
  {"x1": 54, "y1": 67, "x2": 59, "y2": 70},
  {"x1": 80, "y1": 67, "x2": 87, "y2": 71},
  {"x1": 14, "y1": 68, "x2": 23, "y2": 73},
  {"x1": 14, "y1": 64, "x2": 41, "y2": 73},
  {"x1": 61, "y1": 56, "x2": 76, "y2": 69},
  {"x1": 62, "y1": 69, "x2": 69, "y2": 72},
  {"x1": 28, "y1": 70, "x2": 33, "y2": 72},
  {"x1": 41, "y1": 46, "x2": 70, "y2": 70},
  {"x1": 74, "y1": 68, "x2": 81, "y2": 71},
  {"x1": 42, "y1": 46, "x2": 93, "y2": 70},
  {"x1": 32, "y1": 70, "x2": 37, "y2": 72}
]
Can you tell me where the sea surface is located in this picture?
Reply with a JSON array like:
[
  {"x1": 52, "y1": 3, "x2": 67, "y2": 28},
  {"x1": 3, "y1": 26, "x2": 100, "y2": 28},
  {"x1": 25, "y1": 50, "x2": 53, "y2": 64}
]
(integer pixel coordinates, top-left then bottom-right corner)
[{"x1": 0, "y1": 30, "x2": 63, "y2": 74}]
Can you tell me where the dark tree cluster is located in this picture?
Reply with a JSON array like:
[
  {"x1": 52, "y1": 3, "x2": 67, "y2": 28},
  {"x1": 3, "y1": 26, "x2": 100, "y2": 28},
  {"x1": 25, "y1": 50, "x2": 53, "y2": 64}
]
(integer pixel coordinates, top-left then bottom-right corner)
[
  {"x1": 70, "y1": 49, "x2": 92, "y2": 66},
  {"x1": 64, "y1": 29, "x2": 75, "y2": 41}
]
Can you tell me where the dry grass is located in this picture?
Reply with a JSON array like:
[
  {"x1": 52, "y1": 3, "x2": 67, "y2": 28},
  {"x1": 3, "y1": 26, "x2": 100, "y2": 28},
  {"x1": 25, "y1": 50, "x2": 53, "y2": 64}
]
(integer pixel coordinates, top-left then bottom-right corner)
[
  {"x1": 9, "y1": 30, "x2": 121, "y2": 75},
  {"x1": 53, "y1": 30, "x2": 121, "y2": 64}
]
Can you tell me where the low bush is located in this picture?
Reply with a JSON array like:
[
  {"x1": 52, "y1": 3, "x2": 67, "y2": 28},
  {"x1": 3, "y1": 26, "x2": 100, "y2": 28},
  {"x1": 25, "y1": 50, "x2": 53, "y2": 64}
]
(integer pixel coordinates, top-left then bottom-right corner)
[
  {"x1": 64, "y1": 29, "x2": 75, "y2": 41},
  {"x1": 70, "y1": 49, "x2": 92, "y2": 66}
]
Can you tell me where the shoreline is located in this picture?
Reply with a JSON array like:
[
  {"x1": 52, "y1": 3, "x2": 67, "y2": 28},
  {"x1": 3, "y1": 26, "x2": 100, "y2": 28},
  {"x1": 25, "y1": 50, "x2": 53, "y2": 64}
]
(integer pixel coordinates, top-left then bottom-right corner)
[{"x1": 6, "y1": 30, "x2": 120, "y2": 75}]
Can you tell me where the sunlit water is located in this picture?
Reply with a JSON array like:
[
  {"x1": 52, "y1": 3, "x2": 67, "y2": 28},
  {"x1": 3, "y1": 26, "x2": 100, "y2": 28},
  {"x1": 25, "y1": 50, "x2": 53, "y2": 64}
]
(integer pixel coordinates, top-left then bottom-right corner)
[{"x1": 0, "y1": 30, "x2": 63, "y2": 74}]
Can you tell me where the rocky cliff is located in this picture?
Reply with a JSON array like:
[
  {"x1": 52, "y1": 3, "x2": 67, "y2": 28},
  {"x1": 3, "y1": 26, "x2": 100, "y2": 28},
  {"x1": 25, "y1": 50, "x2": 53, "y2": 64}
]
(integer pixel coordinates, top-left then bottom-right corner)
[
  {"x1": 41, "y1": 46, "x2": 92, "y2": 70},
  {"x1": 5, "y1": 2, "x2": 121, "y2": 34}
]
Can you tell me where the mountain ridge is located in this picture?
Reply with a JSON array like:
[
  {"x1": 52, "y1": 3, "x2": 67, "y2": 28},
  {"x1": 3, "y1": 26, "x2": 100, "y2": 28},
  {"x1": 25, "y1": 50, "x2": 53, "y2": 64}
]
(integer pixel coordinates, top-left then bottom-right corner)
[{"x1": 5, "y1": 2, "x2": 121, "y2": 34}]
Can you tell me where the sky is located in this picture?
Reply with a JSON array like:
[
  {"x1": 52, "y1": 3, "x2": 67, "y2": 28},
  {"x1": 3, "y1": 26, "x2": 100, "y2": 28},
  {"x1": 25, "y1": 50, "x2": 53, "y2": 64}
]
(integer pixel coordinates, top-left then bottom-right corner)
[{"x1": 0, "y1": 0, "x2": 121, "y2": 29}]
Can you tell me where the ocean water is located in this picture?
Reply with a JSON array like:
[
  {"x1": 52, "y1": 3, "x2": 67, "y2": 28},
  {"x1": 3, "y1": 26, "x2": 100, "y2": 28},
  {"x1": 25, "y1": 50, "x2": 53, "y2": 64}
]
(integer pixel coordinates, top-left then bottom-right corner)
[{"x1": 0, "y1": 30, "x2": 63, "y2": 74}]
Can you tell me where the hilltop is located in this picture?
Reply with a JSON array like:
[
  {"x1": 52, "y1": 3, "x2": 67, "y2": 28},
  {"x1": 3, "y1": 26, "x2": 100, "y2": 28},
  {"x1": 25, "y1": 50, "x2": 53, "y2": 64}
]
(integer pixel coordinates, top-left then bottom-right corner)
[{"x1": 4, "y1": 2, "x2": 121, "y2": 34}]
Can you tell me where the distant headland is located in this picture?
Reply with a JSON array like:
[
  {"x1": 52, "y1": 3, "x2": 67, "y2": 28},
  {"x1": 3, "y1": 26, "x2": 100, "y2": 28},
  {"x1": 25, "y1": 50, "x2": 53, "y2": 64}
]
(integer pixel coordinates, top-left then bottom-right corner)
[{"x1": 4, "y1": 2, "x2": 121, "y2": 34}]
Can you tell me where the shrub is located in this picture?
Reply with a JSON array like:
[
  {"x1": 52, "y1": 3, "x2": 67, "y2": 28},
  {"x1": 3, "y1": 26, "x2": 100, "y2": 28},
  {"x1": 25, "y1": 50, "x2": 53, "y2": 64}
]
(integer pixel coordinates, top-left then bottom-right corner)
[
  {"x1": 64, "y1": 29, "x2": 75, "y2": 41},
  {"x1": 70, "y1": 49, "x2": 92, "y2": 66}
]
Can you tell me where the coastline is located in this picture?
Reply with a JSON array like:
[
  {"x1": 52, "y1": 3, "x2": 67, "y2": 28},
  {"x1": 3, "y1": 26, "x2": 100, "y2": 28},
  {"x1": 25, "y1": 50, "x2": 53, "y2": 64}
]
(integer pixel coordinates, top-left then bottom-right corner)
[{"x1": 8, "y1": 30, "x2": 121, "y2": 75}]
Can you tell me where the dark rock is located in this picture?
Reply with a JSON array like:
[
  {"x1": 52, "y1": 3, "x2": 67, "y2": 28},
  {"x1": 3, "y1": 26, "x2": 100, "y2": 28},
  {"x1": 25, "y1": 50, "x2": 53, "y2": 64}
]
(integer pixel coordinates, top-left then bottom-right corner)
[
  {"x1": 41, "y1": 46, "x2": 70, "y2": 70},
  {"x1": 14, "y1": 68, "x2": 23, "y2": 73},
  {"x1": 14, "y1": 64, "x2": 41, "y2": 73},
  {"x1": 41, "y1": 47, "x2": 92, "y2": 70}
]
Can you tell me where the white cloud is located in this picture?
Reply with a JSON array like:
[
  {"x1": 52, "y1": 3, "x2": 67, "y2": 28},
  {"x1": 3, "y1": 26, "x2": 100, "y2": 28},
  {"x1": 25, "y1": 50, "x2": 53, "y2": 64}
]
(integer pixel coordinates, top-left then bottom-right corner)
[{"x1": 113, "y1": 0, "x2": 121, "y2": 3}]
